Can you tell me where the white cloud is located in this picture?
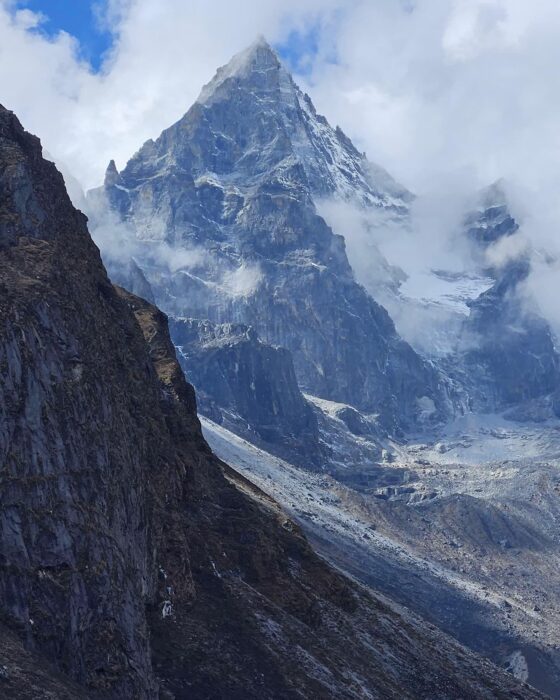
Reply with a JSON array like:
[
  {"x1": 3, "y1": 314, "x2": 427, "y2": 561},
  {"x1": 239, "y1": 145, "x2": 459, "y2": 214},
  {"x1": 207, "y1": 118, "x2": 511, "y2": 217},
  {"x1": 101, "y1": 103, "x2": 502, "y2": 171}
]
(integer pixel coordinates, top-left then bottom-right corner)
[
  {"x1": 2, "y1": 0, "x2": 560, "y2": 333},
  {"x1": 3, "y1": 0, "x2": 560, "y2": 198},
  {"x1": 0, "y1": 0, "x2": 339, "y2": 188}
]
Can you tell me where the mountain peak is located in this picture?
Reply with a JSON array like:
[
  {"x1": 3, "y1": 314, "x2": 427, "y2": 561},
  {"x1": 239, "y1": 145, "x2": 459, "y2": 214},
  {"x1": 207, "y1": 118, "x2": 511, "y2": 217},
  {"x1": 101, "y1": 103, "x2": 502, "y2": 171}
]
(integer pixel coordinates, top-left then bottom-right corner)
[
  {"x1": 478, "y1": 178, "x2": 509, "y2": 209},
  {"x1": 251, "y1": 34, "x2": 274, "y2": 52},
  {"x1": 228, "y1": 34, "x2": 279, "y2": 68},
  {"x1": 104, "y1": 158, "x2": 121, "y2": 187},
  {"x1": 197, "y1": 37, "x2": 285, "y2": 105}
]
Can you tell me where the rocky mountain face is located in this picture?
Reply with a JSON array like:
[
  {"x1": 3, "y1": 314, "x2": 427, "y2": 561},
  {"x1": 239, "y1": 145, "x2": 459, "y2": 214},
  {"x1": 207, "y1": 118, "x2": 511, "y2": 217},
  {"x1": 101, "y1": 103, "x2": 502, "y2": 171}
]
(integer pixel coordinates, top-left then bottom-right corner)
[
  {"x1": 456, "y1": 262, "x2": 560, "y2": 411},
  {"x1": 170, "y1": 317, "x2": 322, "y2": 465},
  {"x1": 0, "y1": 109, "x2": 159, "y2": 697},
  {"x1": 453, "y1": 185, "x2": 560, "y2": 412},
  {"x1": 1, "y1": 105, "x2": 544, "y2": 699},
  {"x1": 464, "y1": 180, "x2": 520, "y2": 251},
  {"x1": 87, "y1": 43, "x2": 560, "y2": 433},
  {"x1": 89, "y1": 38, "x2": 453, "y2": 435},
  {"x1": 111, "y1": 257, "x2": 155, "y2": 303}
]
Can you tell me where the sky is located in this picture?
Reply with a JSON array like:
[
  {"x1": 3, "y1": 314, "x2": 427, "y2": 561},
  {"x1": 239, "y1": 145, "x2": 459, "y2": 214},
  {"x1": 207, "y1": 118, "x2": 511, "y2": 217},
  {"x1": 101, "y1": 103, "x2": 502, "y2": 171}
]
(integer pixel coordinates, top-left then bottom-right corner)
[
  {"x1": 12, "y1": 1, "x2": 113, "y2": 70},
  {"x1": 1, "y1": 0, "x2": 560, "y2": 332},
  {"x1": 2, "y1": 0, "x2": 559, "y2": 195}
]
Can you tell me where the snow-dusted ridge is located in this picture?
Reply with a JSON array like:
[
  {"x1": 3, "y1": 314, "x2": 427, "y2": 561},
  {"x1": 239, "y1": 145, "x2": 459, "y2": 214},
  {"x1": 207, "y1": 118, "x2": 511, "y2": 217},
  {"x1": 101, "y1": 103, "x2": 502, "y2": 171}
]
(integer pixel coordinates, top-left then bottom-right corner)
[{"x1": 196, "y1": 37, "x2": 411, "y2": 210}]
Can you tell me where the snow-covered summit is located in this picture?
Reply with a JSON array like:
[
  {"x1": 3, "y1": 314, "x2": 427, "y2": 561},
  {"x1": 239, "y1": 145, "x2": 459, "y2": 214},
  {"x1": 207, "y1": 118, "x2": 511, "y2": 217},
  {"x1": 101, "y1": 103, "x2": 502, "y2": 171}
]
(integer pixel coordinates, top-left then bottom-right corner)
[
  {"x1": 197, "y1": 37, "x2": 285, "y2": 105},
  {"x1": 137, "y1": 37, "x2": 412, "y2": 211}
]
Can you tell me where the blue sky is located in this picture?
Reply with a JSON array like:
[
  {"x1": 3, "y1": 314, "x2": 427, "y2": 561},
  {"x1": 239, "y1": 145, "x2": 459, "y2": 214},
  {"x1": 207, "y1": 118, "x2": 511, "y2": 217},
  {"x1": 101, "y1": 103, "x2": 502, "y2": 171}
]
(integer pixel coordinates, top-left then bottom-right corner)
[
  {"x1": 15, "y1": 1, "x2": 319, "y2": 73},
  {"x1": 277, "y1": 26, "x2": 321, "y2": 76},
  {"x1": 16, "y1": 0, "x2": 113, "y2": 70}
]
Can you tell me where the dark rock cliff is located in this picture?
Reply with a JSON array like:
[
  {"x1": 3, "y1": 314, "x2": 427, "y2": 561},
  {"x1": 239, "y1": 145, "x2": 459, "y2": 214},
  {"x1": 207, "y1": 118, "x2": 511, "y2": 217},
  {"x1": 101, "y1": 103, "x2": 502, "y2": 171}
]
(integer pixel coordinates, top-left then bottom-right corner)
[
  {"x1": 0, "y1": 105, "x2": 542, "y2": 699},
  {"x1": 0, "y1": 105, "x2": 159, "y2": 697},
  {"x1": 170, "y1": 317, "x2": 322, "y2": 466}
]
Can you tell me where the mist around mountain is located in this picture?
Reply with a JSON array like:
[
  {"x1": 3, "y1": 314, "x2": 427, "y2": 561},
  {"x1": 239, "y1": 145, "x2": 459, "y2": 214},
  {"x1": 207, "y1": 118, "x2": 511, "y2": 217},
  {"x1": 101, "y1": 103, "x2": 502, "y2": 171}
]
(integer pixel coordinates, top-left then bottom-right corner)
[{"x1": 88, "y1": 37, "x2": 560, "y2": 455}]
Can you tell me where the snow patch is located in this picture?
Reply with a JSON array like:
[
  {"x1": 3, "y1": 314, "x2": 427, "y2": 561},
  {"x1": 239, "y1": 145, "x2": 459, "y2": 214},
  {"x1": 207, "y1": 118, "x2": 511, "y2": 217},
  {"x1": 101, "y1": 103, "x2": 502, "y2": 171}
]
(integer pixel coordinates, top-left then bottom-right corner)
[
  {"x1": 504, "y1": 650, "x2": 529, "y2": 683},
  {"x1": 399, "y1": 270, "x2": 494, "y2": 315}
]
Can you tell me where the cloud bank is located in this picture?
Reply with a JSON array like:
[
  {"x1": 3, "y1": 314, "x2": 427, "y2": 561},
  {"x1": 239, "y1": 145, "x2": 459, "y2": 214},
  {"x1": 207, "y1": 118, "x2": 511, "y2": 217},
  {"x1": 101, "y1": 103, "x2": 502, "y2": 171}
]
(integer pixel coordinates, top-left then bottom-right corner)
[
  {"x1": 2, "y1": 0, "x2": 560, "y2": 335},
  {"x1": 0, "y1": 0, "x2": 338, "y2": 188}
]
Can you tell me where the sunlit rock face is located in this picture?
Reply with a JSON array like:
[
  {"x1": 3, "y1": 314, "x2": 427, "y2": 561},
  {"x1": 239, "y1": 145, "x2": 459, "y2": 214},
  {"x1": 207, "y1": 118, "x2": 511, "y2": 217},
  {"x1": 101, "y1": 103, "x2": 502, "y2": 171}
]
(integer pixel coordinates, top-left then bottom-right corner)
[{"x1": 89, "y1": 39, "x2": 453, "y2": 434}]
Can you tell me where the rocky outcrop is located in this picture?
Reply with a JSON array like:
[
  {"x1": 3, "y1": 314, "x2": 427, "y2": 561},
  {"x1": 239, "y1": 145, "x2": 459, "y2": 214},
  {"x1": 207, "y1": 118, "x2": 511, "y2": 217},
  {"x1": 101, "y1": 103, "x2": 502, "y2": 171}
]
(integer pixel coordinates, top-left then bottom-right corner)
[
  {"x1": 464, "y1": 180, "x2": 519, "y2": 253},
  {"x1": 109, "y1": 257, "x2": 155, "y2": 303},
  {"x1": 456, "y1": 261, "x2": 560, "y2": 410},
  {"x1": 88, "y1": 39, "x2": 453, "y2": 432},
  {"x1": 0, "y1": 105, "x2": 544, "y2": 699},
  {"x1": 453, "y1": 186, "x2": 560, "y2": 411},
  {"x1": 170, "y1": 317, "x2": 322, "y2": 466}
]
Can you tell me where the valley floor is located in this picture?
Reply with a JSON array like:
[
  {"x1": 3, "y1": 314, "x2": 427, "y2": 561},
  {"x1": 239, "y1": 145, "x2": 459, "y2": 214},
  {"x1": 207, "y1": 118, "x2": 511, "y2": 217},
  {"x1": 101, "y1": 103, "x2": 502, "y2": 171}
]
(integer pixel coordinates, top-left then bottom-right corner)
[{"x1": 202, "y1": 414, "x2": 560, "y2": 699}]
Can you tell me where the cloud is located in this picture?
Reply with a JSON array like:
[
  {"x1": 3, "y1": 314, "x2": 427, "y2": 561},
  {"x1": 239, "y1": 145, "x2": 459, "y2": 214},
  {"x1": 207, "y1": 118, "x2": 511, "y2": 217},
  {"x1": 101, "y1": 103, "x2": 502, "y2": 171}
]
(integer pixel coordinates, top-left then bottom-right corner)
[
  {"x1": 86, "y1": 190, "x2": 262, "y2": 302},
  {"x1": 316, "y1": 198, "x2": 406, "y2": 297},
  {"x1": 484, "y1": 231, "x2": 529, "y2": 269},
  {"x1": 0, "y1": 0, "x2": 339, "y2": 189},
  {"x1": 521, "y1": 257, "x2": 560, "y2": 334},
  {"x1": 221, "y1": 264, "x2": 263, "y2": 298},
  {"x1": 2, "y1": 0, "x2": 560, "y2": 335},
  {"x1": 87, "y1": 191, "x2": 209, "y2": 271},
  {"x1": 303, "y1": 1, "x2": 560, "y2": 193}
]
